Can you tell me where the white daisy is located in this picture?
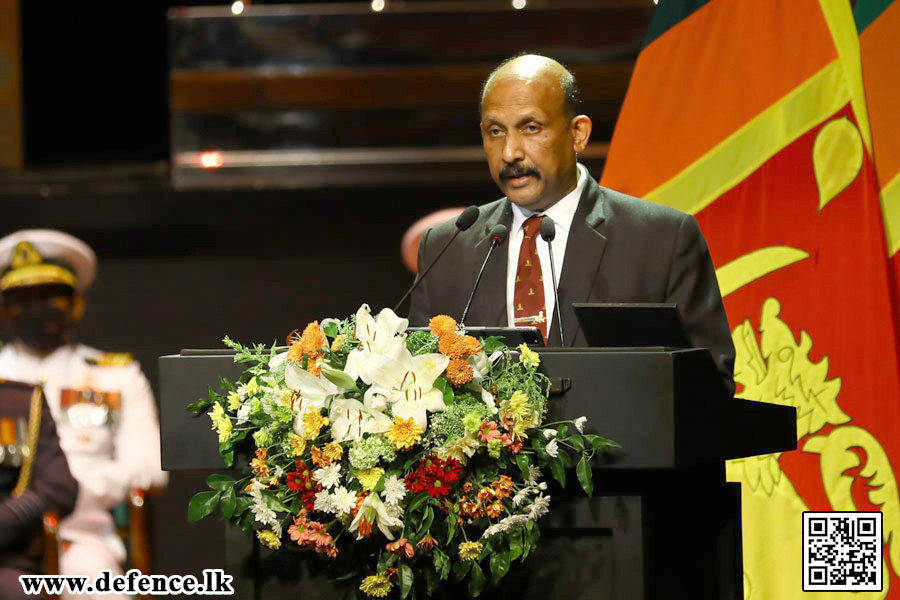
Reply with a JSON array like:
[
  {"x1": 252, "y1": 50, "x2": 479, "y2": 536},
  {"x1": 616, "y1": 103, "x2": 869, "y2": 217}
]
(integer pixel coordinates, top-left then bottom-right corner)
[
  {"x1": 381, "y1": 475, "x2": 407, "y2": 507},
  {"x1": 545, "y1": 438, "x2": 559, "y2": 458},
  {"x1": 314, "y1": 489, "x2": 334, "y2": 514},
  {"x1": 528, "y1": 494, "x2": 550, "y2": 521},
  {"x1": 314, "y1": 463, "x2": 342, "y2": 489},
  {"x1": 330, "y1": 486, "x2": 358, "y2": 516},
  {"x1": 574, "y1": 416, "x2": 587, "y2": 433},
  {"x1": 542, "y1": 428, "x2": 558, "y2": 439}
]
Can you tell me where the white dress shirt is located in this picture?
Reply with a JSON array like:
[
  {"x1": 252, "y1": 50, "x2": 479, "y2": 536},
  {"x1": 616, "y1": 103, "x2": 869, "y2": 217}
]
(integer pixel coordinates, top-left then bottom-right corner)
[{"x1": 506, "y1": 163, "x2": 588, "y2": 332}]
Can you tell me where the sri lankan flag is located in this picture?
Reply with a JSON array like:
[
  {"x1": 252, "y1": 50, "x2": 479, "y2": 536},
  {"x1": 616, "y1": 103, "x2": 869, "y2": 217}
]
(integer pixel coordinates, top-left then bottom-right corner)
[
  {"x1": 856, "y1": 0, "x2": 900, "y2": 302},
  {"x1": 602, "y1": 0, "x2": 900, "y2": 597}
]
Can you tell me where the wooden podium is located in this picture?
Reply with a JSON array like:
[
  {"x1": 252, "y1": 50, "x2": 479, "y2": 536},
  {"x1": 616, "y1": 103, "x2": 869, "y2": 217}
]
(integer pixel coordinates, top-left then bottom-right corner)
[{"x1": 159, "y1": 347, "x2": 795, "y2": 600}]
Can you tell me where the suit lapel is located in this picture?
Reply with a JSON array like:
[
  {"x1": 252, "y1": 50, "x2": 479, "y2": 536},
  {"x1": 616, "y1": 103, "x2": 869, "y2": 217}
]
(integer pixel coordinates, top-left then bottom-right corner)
[
  {"x1": 466, "y1": 200, "x2": 512, "y2": 326},
  {"x1": 552, "y1": 176, "x2": 608, "y2": 346}
]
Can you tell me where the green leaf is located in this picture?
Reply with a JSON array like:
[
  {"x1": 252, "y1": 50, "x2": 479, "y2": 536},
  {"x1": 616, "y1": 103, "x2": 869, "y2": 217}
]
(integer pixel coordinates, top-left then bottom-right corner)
[
  {"x1": 221, "y1": 449, "x2": 235, "y2": 468},
  {"x1": 220, "y1": 486, "x2": 237, "y2": 519},
  {"x1": 549, "y1": 456, "x2": 566, "y2": 487},
  {"x1": 433, "y1": 377, "x2": 454, "y2": 405},
  {"x1": 399, "y1": 564, "x2": 414, "y2": 600},
  {"x1": 263, "y1": 492, "x2": 291, "y2": 514},
  {"x1": 566, "y1": 435, "x2": 585, "y2": 452},
  {"x1": 452, "y1": 559, "x2": 472, "y2": 582},
  {"x1": 407, "y1": 493, "x2": 428, "y2": 514},
  {"x1": 576, "y1": 455, "x2": 594, "y2": 496},
  {"x1": 321, "y1": 365, "x2": 359, "y2": 391},
  {"x1": 490, "y1": 550, "x2": 511, "y2": 579},
  {"x1": 188, "y1": 491, "x2": 220, "y2": 522},
  {"x1": 515, "y1": 453, "x2": 532, "y2": 480},
  {"x1": 585, "y1": 434, "x2": 620, "y2": 450},
  {"x1": 509, "y1": 530, "x2": 524, "y2": 561},
  {"x1": 433, "y1": 549, "x2": 451, "y2": 581},
  {"x1": 425, "y1": 566, "x2": 440, "y2": 595},
  {"x1": 557, "y1": 424, "x2": 569, "y2": 438},
  {"x1": 207, "y1": 474, "x2": 236, "y2": 491},
  {"x1": 233, "y1": 496, "x2": 253, "y2": 516},
  {"x1": 559, "y1": 450, "x2": 574, "y2": 469},
  {"x1": 322, "y1": 320, "x2": 339, "y2": 337},
  {"x1": 419, "y1": 506, "x2": 435, "y2": 536},
  {"x1": 468, "y1": 562, "x2": 485, "y2": 597},
  {"x1": 187, "y1": 397, "x2": 212, "y2": 414},
  {"x1": 377, "y1": 551, "x2": 397, "y2": 573}
]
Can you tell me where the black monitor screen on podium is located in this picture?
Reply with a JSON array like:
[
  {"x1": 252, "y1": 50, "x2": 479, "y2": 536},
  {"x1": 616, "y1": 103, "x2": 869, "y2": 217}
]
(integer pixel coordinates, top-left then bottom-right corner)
[{"x1": 573, "y1": 303, "x2": 689, "y2": 348}]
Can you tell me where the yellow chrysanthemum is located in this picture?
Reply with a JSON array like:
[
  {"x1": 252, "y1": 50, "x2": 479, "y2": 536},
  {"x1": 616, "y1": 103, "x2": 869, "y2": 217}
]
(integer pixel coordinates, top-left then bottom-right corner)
[
  {"x1": 331, "y1": 334, "x2": 347, "y2": 352},
  {"x1": 257, "y1": 529, "x2": 281, "y2": 550},
  {"x1": 355, "y1": 467, "x2": 385, "y2": 491},
  {"x1": 244, "y1": 378, "x2": 260, "y2": 396},
  {"x1": 502, "y1": 390, "x2": 531, "y2": 420},
  {"x1": 359, "y1": 574, "x2": 393, "y2": 598},
  {"x1": 385, "y1": 417, "x2": 424, "y2": 451},
  {"x1": 323, "y1": 441, "x2": 344, "y2": 462},
  {"x1": 303, "y1": 409, "x2": 330, "y2": 439},
  {"x1": 518, "y1": 343, "x2": 540, "y2": 368},
  {"x1": 288, "y1": 434, "x2": 307, "y2": 457},
  {"x1": 458, "y1": 541, "x2": 483, "y2": 561},
  {"x1": 208, "y1": 403, "x2": 232, "y2": 442},
  {"x1": 226, "y1": 391, "x2": 242, "y2": 411}
]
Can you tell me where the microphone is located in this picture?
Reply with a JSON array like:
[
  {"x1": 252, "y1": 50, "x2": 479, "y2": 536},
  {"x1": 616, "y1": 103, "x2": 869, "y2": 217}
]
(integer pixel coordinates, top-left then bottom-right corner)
[
  {"x1": 460, "y1": 223, "x2": 508, "y2": 326},
  {"x1": 393, "y1": 206, "x2": 480, "y2": 312},
  {"x1": 540, "y1": 217, "x2": 565, "y2": 347}
]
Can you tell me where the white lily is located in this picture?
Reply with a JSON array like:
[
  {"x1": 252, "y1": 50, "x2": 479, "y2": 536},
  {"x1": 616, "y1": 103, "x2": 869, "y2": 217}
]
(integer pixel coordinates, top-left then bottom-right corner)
[
  {"x1": 364, "y1": 349, "x2": 449, "y2": 430},
  {"x1": 467, "y1": 351, "x2": 498, "y2": 410},
  {"x1": 348, "y1": 492, "x2": 403, "y2": 540},
  {"x1": 284, "y1": 361, "x2": 345, "y2": 412},
  {"x1": 328, "y1": 397, "x2": 392, "y2": 443},
  {"x1": 344, "y1": 304, "x2": 409, "y2": 383}
]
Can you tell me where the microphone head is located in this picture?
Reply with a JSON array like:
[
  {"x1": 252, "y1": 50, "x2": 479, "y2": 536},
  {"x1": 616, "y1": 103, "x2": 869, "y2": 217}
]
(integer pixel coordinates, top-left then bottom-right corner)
[
  {"x1": 489, "y1": 224, "x2": 508, "y2": 245},
  {"x1": 539, "y1": 217, "x2": 556, "y2": 242},
  {"x1": 455, "y1": 205, "x2": 480, "y2": 231}
]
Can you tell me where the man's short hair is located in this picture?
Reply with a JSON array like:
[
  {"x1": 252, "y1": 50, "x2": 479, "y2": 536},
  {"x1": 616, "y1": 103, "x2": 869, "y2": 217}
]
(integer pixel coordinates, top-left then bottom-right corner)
[{"x1": 480, "y1": 53, "x2": 581, "y2": 118}]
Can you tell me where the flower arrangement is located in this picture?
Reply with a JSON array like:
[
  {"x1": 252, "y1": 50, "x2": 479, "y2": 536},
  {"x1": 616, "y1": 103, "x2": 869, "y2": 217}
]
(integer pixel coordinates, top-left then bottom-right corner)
[{"x1": 188, "y1": 305, "x2": 615, "y2": 598}]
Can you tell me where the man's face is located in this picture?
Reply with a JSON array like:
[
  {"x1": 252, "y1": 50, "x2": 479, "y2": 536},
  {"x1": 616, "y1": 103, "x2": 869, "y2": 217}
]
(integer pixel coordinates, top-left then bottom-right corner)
[
  {"x1": 0, "y1": 285, "x2": 82, "y2": 353},
  {"x1": 480, "y1": 75, "x2": 580, "y2": 212}
]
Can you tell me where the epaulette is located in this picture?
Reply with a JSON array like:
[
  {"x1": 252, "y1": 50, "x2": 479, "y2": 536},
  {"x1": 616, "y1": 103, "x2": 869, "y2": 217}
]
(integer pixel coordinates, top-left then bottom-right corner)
[{"x1": 86, "y1": 352, "x2": 134, "y2": 367}]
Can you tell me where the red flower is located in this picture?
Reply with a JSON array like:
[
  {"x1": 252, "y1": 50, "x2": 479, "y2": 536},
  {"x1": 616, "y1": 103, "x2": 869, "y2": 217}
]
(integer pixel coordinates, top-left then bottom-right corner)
[{"x1": 427, "y1": 478, "x2": 452, "y2": 498}]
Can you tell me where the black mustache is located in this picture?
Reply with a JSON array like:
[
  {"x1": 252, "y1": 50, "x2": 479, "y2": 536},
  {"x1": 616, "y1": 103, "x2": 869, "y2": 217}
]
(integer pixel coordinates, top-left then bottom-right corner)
[{"x1": 500, "y1": 166, "x2": 540, "y2": 182}]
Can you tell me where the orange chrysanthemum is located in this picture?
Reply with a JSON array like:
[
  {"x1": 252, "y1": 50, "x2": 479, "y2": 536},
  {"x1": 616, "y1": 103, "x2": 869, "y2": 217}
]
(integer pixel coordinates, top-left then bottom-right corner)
[
  {"x1": 492, "y1": 475, "x2": 515, "y2": 498},
  {"x1": 438, "y1": 333, "x2": 467, "y2": 359},
  {"x1": 250, "y1": 448, "x2": 269, "y2": 479},
  {"x1": 459, "y1": 335, "x2": 482, "y2": 357},
  {"x1": 310, "y1": 445, "x2": 331, "y2": 467},
  {"x1": 299, "y1": 321, "x2": 327, "y2": 354},
  {"x1": 444, "y1": 358, "x2": 474, "y2": 387},
  {"x1": 428, "y1": 315, "x2": 458, "y2": 337},
  {"x1": 477, "y1": 487, "x2": 496, "y2": 505},
  {"x1": 288, "y1": 321, "x2": 327, "y2": 371},
  {"x1": 486, "y1": 500, "x2": 504, "y2": 519}
]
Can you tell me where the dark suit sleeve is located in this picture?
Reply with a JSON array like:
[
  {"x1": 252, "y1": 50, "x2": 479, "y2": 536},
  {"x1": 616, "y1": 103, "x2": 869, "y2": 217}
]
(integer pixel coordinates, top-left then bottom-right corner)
[
  {"x1": 665, "y1": 214, "x2": 736, "y2": 396},
  {"x1": 408, "y1": 227, "x2": 433, "y2": 326},
  {"x1": 0, "y1": 399, "x2": 78, "y2": 552}
]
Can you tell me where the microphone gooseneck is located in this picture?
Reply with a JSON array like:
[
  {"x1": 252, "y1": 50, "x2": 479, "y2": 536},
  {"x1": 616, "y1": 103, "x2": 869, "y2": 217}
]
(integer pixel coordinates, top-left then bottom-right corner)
[
  {"x1": 460, "y1": 223, "x2": 508, "y2": 326},
  {"x1": 539, "y1": 217, "x2": 565, "y2": 347},
  {"x1": 393, "y1": 206, "x2": 480, "y2": 313}
]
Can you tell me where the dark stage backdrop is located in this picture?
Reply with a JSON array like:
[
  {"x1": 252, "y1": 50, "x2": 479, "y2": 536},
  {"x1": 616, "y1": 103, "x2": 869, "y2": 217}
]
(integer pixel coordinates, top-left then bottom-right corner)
[{"x1": 0, "y1": 177, "x2": 497, "y2": 577}]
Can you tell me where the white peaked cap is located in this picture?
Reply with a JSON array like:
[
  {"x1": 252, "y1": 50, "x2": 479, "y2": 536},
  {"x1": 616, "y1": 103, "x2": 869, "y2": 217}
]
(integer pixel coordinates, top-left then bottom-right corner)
[{"x1": 0, "y1": 229, "x2": 98, "y2": 293}]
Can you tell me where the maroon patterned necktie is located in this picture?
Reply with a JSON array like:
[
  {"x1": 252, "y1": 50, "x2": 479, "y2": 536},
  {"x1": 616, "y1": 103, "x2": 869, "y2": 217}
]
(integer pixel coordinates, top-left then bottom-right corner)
[{"x1": 513, "y1": 215, "x2": 547, "y2": 343}]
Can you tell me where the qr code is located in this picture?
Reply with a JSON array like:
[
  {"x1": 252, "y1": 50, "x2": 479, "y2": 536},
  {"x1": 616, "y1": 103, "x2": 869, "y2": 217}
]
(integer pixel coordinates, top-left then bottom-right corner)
[{"x1": 803, "y1": 511, "x2": 882, "y2": 591}]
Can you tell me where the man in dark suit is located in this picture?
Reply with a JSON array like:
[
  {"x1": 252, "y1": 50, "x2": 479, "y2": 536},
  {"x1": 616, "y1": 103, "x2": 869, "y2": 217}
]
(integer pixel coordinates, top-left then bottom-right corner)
[
  {"x1": 1, "y1": 380, "x2": 78, "y2": 599},
  {"x1": 409, "y1": 54, "x2": 735, "y2": 393}
]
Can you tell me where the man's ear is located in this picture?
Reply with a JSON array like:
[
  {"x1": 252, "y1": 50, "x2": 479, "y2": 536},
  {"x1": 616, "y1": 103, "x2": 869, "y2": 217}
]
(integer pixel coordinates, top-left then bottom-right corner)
[
  {"x1": 70, "y1": 295, "x2": 86, "y2": 322},
  {"x1": 571, "y1": 115, "x2": 593, "y2": 153}
]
